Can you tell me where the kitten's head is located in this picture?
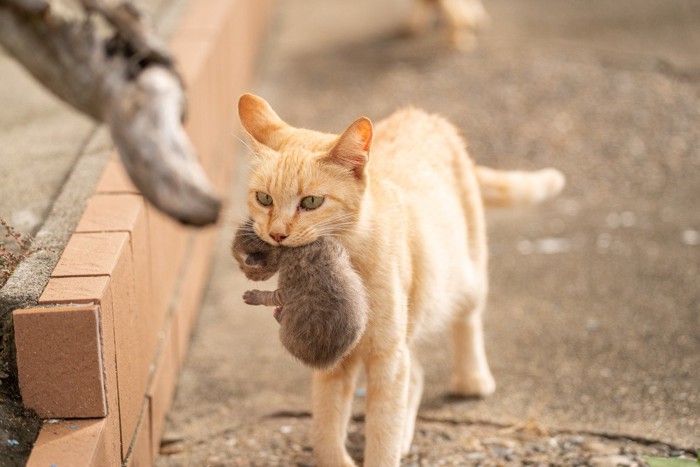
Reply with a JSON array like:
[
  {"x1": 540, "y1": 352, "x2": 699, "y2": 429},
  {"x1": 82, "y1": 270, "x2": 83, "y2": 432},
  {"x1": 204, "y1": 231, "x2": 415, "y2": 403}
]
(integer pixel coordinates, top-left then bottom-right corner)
[
  {"x1": 238, "y1": 93, "x2": 372, "y2": 247},
  {"x1": 231, "y1": 219, "x2": 281, "y2": 281}
]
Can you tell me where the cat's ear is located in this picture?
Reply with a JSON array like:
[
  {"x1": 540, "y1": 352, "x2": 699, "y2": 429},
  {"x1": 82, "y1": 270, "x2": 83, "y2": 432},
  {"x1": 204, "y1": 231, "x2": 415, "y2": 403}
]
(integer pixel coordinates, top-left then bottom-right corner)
[
  {"x1": 326, "y1": 117, "x2": 373, "y2": 178},
  {"x1": 238, "y1": 93, "x2": 288, "y2": 150}
]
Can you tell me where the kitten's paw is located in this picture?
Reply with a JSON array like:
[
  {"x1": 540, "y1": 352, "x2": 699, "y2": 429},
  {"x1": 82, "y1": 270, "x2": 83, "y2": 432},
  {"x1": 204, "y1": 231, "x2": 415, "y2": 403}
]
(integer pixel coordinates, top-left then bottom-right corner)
[
  {"x1": 449, "y1": 371, "x2": 496, "y2": 397},
  {"x1": 242, "y1": 290, "x2": 260, "y2": 305}
]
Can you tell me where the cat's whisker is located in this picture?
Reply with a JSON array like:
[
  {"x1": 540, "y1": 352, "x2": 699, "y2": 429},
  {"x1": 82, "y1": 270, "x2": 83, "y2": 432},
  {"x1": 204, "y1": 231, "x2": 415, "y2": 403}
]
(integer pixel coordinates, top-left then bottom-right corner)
[
  {"x1": 233, "y1": 133, "x2": 264, "y2": 159},
  {"x1": 302, "y1": 223, "x2": 364, "y2": 240},
  {"x1": 316, "y1": 218, "x2": 371, "y2": 231},
  {"x1": 224, "y1": 213, "x2": 252, "y2": 226},
  {"x1": 311, "y1": 217, "x2": 361, "y2": 232}
]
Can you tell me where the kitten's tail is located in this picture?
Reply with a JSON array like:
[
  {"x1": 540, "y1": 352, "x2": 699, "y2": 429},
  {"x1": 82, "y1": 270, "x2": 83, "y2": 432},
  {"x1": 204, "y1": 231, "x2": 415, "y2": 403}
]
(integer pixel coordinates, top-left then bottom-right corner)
[{"x1": 475, "y1": 165, "x2": 565, "y2": 208}]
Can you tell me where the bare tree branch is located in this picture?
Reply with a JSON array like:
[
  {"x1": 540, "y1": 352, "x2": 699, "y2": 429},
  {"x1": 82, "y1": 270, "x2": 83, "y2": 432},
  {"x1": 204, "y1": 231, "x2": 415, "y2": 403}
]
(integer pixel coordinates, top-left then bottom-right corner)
[
  {"x1": 0, "y1": 0, "x2": 221, "y2": 226},
  {"x1": 80, "y1": 0, "x2": 173, "y2": 68}
]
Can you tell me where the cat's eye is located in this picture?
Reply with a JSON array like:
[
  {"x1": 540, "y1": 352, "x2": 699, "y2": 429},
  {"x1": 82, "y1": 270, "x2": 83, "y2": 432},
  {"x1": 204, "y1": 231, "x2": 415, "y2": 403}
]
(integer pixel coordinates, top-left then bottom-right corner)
[
  {"x1": 256, "y1": 192, "x2": 273, "y2": 206},
  {"x1": 300, "y1": 195, "x2": 324, "y2": 210}
]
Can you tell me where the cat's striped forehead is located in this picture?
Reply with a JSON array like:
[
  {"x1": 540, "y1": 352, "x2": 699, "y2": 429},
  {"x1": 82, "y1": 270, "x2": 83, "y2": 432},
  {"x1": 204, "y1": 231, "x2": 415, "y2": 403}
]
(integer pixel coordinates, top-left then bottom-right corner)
[{"x1": 251, "y1": 148, "x2": 327, "y2": 200}]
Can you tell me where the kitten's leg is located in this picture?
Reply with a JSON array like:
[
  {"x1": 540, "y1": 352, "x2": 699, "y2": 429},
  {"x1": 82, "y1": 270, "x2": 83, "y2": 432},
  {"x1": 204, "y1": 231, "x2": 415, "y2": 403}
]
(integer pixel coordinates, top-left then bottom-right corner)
[
  {"x1": 364, "y1": 346, "x2": 411, "y2": 466},
  {"x1": 312, "y1": 354, "x2": 361, "y2": 467},
  {"x1": 402, "y1": 356, "x2": 424, "y2": 455},
  {"x1": 242, "y1": 289, "x2": 284, "y2": 307},
  {"x1": 450, "y1": 295, "x2": 496, "y2": 396},
  {"x1": 437, "y1": 0, "x2": 490, "y2": 50}
]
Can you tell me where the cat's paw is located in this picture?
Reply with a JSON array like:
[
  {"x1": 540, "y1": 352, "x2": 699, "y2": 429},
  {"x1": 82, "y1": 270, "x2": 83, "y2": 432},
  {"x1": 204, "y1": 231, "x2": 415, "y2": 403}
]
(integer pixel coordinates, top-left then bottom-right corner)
[
  {"x1": 314, "y1": 450, "x2": 356, "y2": 467},
  {"x1": 449, "y1": 371, "x2": 496, "y2": 397}
]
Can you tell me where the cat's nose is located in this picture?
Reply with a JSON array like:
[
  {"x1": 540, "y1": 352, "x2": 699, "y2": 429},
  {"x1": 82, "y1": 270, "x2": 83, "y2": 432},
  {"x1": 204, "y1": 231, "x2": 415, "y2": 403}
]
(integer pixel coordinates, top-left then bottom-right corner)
[{"x1": 270, "y1": 232, "x2": 288, "y2": 243}]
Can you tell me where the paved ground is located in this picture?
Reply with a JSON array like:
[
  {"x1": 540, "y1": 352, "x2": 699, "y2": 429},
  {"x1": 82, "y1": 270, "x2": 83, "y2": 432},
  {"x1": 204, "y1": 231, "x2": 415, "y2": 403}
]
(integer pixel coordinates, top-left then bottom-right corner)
[{"x1": 158, "y1": 0, "x2": 699, "y2": 464}]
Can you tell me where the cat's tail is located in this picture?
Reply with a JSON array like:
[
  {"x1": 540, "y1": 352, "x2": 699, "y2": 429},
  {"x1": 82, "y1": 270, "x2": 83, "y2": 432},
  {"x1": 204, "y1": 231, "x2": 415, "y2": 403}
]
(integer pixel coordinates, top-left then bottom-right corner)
[{"x1": 475, "y1": 165, "x2": 565, "y2": 208}]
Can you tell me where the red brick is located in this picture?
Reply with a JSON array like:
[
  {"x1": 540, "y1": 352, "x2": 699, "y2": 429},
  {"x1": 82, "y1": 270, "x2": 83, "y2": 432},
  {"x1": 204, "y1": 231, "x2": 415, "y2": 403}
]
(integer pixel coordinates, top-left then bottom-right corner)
[
  {"x1": 75, "y1": 194, "x2": 144, "y2": 234},
  {"x1": 148, "y1": 313, "x2": 180, "y2": 459},
  {"x1": 37, "y1": 277, "x2": 121, "y2": 462},
  {"x1": 76, "y1": 194, "x2": 158, "y2": 362},
  {"x1": 38, "y1": 276, "x2": 109, "y2": 305},
  {"x1": 26, "y1": 419, "x2": 106, "y2": 467},
  {"x1": 171, "y1": 36, "x2": 217, "y2": 172},
  {"x1": 175, "y1": 227, "x2": 218, "y2": 363},
  {"x1": 147, "y1": 203, "x2": 188, "y2": 318},
  {"x1": 97, "y1": 285, "x2": 122, "y2": 464},
  {"x1": 96, "y1": 154, "x2": 139, "y2": 194},
  {"x1": 129, "y1": 199, "x2": 159, "y2": 364},
  {"x1": 184, "y1": 72, "x2": 216, "y2": 170},
  {"x1": 52, "y1": 232, "x2": 129, "y2": 278},
  {"x1": 210, "y1": 127, "x2": 237, "y2": 191},
  {"x1": 14, "y1": 305, "x2": 106, "y2": 418},
  {"x1": 109, "y1": 237, "x2": 150, "y2": 458},
  {"x1": 126, "y1": 400, "x2": 153, "y2": 467}
]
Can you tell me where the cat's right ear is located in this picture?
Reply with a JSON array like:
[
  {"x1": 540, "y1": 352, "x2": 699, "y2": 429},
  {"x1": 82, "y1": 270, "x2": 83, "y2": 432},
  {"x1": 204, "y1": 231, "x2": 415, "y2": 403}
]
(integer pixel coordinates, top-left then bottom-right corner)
[
  {"x1": 238, "y1": 93, "x2": 288, "y2": 150},
  {"x1": 326, "y1": 117, "x2": 373, "y2": 179}
]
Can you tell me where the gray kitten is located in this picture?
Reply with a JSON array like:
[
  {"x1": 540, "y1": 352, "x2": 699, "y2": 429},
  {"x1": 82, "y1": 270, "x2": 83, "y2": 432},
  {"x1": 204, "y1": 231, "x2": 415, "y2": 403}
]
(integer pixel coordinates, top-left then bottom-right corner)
[{"x1": 231, "y1": 220, "x2": 368, "y2": 370}]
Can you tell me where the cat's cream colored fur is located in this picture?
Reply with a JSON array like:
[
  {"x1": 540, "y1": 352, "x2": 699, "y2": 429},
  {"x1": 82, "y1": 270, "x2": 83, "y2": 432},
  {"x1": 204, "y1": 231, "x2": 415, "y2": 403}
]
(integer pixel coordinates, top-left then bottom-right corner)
[{"x1": 238, "y1": 94, "x2": 564, "y2": 466}]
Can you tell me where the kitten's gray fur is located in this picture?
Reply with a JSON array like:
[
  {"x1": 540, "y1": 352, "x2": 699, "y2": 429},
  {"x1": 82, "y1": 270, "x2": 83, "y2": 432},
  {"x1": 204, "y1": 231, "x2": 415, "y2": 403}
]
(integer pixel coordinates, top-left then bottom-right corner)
[{"x1": 231, "y1": 220, "x2": 368, "y2": 370}]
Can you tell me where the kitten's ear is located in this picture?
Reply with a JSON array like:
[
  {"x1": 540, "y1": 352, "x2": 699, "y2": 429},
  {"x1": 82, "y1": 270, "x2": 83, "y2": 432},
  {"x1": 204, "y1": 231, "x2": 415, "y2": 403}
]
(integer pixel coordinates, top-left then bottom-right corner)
[
  {"x1": 238, "y1": 93, "x2": 288, "y2": 150},
  {"x1": 326, "y1": 117, "x2": 373, "y2": 178}
]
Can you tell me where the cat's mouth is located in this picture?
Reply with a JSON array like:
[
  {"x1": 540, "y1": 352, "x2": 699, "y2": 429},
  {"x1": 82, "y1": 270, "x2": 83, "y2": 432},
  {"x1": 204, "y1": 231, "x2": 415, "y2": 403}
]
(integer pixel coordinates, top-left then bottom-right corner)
[
  {"x1": 264, "y1": 234, "x2": 315, "y2": 249},
  {"x1": 274, "y1": 306, "x2": 284, "y2": 323}
]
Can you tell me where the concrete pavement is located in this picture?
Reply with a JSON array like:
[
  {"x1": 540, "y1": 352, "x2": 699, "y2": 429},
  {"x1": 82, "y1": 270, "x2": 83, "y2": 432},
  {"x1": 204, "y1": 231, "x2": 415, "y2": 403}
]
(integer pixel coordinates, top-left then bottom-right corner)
[{"x1": 158, "y1": 0, "x2": 699, "y2": 464}]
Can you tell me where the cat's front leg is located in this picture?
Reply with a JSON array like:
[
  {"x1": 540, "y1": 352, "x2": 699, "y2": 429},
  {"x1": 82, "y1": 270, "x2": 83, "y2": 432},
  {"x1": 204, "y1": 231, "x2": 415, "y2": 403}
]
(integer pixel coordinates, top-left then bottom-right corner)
[
  {"x1": 402, "y1": 357, "x2": 424, "y2": 455},
  {"x1": 363, "y1": 344, "x2": 411, "y2": 467},
  {"x1": 312, "y1": 354, "x2": 361, "y2": 467}
]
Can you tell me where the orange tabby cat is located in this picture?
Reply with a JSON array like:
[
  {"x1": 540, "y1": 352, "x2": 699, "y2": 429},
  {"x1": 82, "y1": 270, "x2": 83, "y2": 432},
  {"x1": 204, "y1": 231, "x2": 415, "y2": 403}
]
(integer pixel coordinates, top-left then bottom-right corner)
[{"x1": 238, "y1": 93, "x2": 564, "y2": 466}]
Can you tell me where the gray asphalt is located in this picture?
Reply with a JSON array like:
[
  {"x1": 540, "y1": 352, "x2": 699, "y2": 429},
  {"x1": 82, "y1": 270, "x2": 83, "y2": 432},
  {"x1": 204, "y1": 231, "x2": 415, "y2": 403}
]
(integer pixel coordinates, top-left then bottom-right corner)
[{"x1": 159, "y1": 0, "x2": 700, "y2": 462}]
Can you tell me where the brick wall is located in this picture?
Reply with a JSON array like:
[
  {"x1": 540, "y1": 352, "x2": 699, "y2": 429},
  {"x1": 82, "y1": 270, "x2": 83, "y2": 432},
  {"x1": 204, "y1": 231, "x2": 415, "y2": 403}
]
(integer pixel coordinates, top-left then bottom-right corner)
[{"x1": 11, "y1": 0, "x2": 271, "y2": 464}]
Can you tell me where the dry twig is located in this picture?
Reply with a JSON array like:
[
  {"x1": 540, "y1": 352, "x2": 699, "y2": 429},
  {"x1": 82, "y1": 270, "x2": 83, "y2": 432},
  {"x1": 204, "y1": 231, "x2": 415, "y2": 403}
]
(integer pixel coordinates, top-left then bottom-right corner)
[{"x1": 0, "y1": 0, "x2": 220, "y2": 226}]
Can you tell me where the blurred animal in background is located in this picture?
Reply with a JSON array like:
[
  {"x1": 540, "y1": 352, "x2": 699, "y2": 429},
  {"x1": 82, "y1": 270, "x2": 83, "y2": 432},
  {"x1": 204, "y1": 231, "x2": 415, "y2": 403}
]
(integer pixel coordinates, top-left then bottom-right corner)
[{"x1": 406, "y1": 0, "x2": 490, "y2": 50}]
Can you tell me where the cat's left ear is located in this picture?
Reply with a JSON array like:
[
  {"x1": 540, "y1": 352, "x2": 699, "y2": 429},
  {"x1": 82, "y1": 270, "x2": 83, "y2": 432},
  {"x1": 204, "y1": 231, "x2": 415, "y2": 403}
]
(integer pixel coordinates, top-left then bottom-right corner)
[{"x1": 326, "y1": 117, "x2": 373, "y2": 179}]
